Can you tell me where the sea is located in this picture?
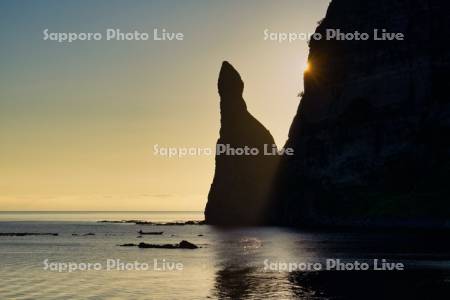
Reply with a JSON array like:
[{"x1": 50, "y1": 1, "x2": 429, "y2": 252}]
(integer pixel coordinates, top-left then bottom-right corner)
[{"x1": 0, "y1": 211, "x2": 449, "y2": 299}]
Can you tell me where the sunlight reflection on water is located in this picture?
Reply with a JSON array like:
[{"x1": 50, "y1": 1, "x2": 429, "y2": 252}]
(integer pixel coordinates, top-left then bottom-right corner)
[{"x1": 0, "y1": 213, "x2": 449, "y2": 299}]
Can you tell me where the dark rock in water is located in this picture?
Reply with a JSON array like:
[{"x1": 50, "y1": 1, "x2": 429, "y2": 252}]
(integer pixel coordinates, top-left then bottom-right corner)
[
  {"x1": 154, "y1": 220, "x2": 205, "y2": 226},
  {"x1": 0, "y1": 233, "x2": 58, "y2": 237},
  {"x1": 184, "y1": 220, "x2": 204, "y2": 225},
  {"x1": 83, "y1": 233, "x2": 95, "y2": 236},
  {"x1": 205, "y1": 61, "x2": 280, "y2": 225},
  {"x1": 138, "y1": 242, "x2": 176, "y2": 249},
  {"x1": 269, "y1": 0, "x2": 450, "y2": 227},
  {"x1": 138, "y1": 230, "x2": 163, "y2": 235},
  {"x1": 98, "y1": 220, "x2": 141, "y2": 224},
  {"x1": 119, "y1": 241, "x2": 199, "y2": 249},
  {"x1": 98, "y1": 220, "x2": 124, "y2": 223},
  {"x1": 137, "y1": 240, "x2": 199, "y2": 249},
  {"x1": 97, "y1": 220, "x2": 205, "y2": 226},
  {"x1": 119, "y1": 243, "x2": 137, "y2": 247},
  {"x1": 179, "y1": 240, "x2": 198, "y2": 249},
  {"x1": 134, "y1": 221, "x2": 155, "y2": 225}
]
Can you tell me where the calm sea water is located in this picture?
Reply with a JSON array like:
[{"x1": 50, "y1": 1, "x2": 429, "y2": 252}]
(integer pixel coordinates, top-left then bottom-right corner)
[
  {"x1": 0, "y1": 212, "x2": 449, "y2": 299},
  {"x1": 0, "y1": 211, "x2": 204, "y2": 222}
]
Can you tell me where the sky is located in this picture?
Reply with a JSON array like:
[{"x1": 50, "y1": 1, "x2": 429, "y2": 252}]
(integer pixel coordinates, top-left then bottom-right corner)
[{"x1": 0, "y1": 0, "x2": 330, "y2": 211}]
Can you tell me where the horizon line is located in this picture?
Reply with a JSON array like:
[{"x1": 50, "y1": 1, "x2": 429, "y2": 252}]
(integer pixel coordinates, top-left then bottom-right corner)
[{"x1": 0, "y1": 210, "x2": 204, "y2": 213}]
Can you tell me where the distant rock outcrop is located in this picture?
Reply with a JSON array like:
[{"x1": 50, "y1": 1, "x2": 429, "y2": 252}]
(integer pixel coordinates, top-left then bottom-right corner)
[{"x1": 205, "y1": 62, "x2": 279, "y2": 225}]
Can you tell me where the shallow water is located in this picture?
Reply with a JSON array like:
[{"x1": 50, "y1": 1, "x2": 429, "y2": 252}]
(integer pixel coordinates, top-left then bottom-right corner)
[{"x1": 0, "y1": 212, "x2": 449, "y2": 299}]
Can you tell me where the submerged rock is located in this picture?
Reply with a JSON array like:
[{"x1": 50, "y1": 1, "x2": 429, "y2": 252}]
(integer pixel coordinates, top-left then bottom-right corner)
[
  {"x1": 98, "y1": 220, "x2": 140, "y2": 224},
  {"x1": 0, "y1": 233, "x2": 58, "y2": 236},
  {"x1": 138, "y1": 240, "x2": 198, "y2": 249},
  {"x1": 135, "y1": 221, "x2": 155, "y2": 225},
  {"x1": 119, "y1": 243, "x2": 137, "y2": 247},
  {"x1": 138, "y1": 230, "x2": 163, "y2": 235},
  {"x1": 97, "y1": 220, "x2": 205, "y2": 226},
  {"x1": 119, "y1": 240, "x2": 199, "y2": 249},
  {"x1": 154, "y1": 220, "x2": 205, "y2": 226}
]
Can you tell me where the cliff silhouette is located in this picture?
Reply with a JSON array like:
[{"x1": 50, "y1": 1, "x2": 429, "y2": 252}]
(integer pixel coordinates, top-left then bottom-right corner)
[
  {"x1": 205, "y1": 0, "x2": 450, "y2": 227},
  {"x1": 205, "y1": 62, "x2": 279, "y2": 225}
]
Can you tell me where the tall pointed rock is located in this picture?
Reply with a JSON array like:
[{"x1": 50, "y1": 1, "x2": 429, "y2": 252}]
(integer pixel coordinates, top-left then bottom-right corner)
[{"x1": 205, "y1": 61, "x2": 279, "y2": 225}]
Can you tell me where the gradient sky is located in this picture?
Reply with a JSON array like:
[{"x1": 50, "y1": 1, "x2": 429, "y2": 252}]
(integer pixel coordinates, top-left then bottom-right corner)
[{"x1": 0, "y1": 0, "x2": 330, "y2": 211}]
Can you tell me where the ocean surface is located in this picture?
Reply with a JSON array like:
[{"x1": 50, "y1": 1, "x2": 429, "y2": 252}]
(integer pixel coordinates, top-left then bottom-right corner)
[{"x1": 0, "y1": 211, "x2": 449, "y2": 299}]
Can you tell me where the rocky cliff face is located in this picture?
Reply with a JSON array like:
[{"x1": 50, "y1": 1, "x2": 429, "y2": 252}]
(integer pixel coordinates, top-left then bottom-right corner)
[
  {"x1": 206, "y1": 1, "x2": 450, "y2": 227},
  {"x1": 272, "y1": 0, "x2": 450, "y2": 227},
  {"x1": 205, "y1": 62, "x2": 279, "y2": 225}
]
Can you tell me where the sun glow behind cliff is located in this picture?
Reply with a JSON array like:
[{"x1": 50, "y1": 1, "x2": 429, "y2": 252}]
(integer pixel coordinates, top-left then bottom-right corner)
[{"x1": 304, "y1": 62, "x2": 311, "y2": 73}]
